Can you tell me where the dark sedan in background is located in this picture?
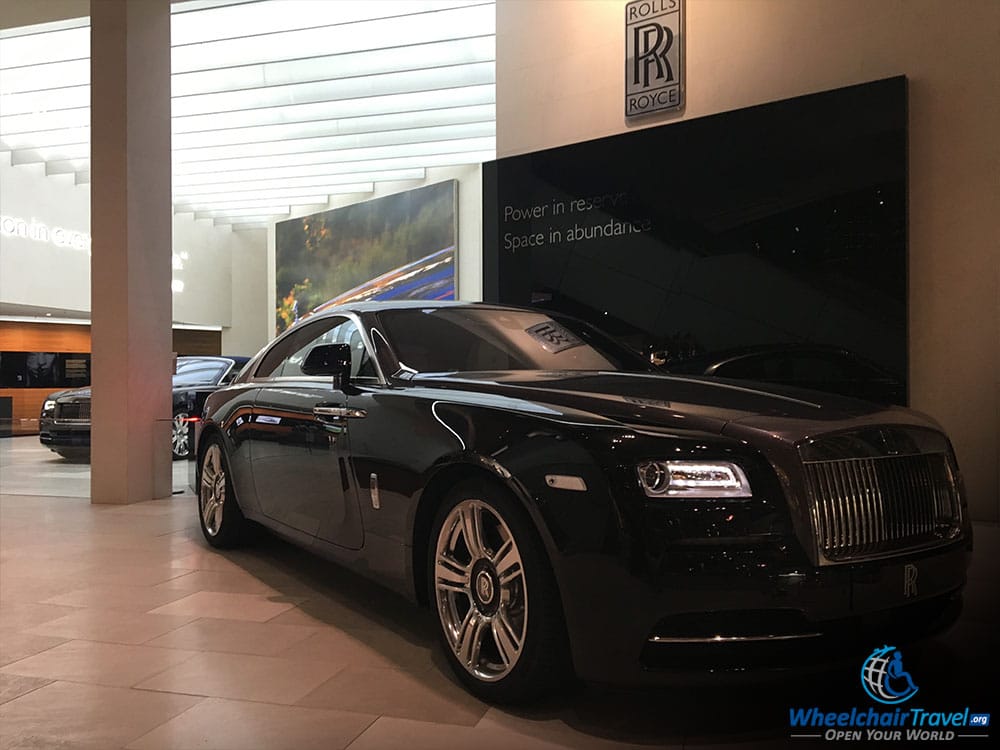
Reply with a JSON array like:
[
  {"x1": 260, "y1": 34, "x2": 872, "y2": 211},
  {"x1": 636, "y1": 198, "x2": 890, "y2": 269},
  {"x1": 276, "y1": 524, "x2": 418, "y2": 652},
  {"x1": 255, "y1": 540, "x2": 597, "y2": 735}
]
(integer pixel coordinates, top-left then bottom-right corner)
[
  {"x1": 194, "y1": 303, "x2": 970, "y2": 702},
  {"x1": 40, "y1": 355, "x2": 248, "y2": 461}
]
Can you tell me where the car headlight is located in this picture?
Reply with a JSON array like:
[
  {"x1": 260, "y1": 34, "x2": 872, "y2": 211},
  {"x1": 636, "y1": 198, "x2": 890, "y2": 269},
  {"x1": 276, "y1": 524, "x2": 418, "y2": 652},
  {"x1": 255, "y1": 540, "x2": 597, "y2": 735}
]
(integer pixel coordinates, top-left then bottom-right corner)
[
  {"x1": 637, "y1": 460, "x2": 752, "y2": 498},
  {"x1": 41, "y1": 400, "x2": 57, "y2": 416}
]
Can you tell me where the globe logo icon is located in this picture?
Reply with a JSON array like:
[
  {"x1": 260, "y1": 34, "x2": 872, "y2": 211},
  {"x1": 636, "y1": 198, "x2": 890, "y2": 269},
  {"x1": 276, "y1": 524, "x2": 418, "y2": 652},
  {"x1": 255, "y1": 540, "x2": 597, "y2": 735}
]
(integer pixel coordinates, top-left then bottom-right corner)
[{"x1": 861, "y1": 645, "x2": 919, "y2": 704}]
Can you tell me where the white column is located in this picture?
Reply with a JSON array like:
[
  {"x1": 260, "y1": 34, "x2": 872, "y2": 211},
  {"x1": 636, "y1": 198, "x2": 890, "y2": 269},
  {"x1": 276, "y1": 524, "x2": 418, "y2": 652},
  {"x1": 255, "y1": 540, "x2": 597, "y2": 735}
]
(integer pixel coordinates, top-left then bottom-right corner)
[{"x1": 89, "y1": 0, "x2": 172, "y2": 504}]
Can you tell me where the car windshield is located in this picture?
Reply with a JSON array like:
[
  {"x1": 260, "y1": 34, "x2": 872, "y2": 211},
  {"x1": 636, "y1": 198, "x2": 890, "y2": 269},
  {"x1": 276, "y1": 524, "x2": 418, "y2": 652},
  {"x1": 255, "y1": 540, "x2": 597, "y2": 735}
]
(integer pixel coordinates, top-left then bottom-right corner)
[
  {"x1": 173, "y1": 359, "x2": 229, "y2": 387},
  {"x1": 377, "y1": 307, "x2": 648, "y2": 374}
]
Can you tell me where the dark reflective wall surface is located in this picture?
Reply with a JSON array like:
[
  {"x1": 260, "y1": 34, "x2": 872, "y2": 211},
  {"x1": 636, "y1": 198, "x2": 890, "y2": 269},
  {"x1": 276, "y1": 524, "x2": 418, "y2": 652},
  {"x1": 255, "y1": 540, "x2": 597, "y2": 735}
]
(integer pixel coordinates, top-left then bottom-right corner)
[{"x1": 483, "y1": 77, "x2": 907, "y2": 404}]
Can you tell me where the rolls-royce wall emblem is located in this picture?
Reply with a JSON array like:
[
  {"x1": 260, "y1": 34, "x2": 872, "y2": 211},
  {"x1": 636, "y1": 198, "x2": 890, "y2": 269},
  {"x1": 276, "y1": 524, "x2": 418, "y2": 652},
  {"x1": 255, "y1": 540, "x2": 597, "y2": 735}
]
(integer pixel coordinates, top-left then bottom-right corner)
[{"x1": 625, "y1": 0, "x2": 684, "y2": 118}]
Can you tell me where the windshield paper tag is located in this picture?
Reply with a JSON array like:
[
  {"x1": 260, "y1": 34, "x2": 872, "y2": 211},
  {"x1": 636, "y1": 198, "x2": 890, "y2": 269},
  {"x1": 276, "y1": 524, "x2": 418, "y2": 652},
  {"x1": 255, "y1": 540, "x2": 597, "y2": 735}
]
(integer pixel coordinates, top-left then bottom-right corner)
[{"x1": 525, "y1": 321, "x2": 584, "y2": 354}]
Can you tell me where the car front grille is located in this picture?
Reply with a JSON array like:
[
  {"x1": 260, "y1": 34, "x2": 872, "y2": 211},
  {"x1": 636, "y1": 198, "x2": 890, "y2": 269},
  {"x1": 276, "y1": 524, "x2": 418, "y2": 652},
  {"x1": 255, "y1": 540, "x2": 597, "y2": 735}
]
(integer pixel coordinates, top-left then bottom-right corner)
[
  {"x1": 55, "y1": 401, "x2": 91, "y2": 421},
  {"x1": 803, "y1": 452, "x2": 961, "y2": 562}
]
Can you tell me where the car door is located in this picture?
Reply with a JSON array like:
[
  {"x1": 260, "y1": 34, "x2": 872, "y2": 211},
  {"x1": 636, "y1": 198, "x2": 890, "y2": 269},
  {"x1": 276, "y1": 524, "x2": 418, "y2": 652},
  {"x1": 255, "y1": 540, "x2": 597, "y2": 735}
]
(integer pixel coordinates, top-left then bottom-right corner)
[{"x1": 247, "y1": 316, "x2": 366, "y2": 549}]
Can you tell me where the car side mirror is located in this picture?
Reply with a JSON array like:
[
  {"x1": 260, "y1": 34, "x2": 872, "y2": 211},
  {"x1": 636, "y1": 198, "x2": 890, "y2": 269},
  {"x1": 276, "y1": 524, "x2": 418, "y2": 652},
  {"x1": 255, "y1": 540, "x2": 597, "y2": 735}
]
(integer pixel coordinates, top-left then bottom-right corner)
[{"x1": 301, "y1": 343, "x2": 352, "y2": 387}]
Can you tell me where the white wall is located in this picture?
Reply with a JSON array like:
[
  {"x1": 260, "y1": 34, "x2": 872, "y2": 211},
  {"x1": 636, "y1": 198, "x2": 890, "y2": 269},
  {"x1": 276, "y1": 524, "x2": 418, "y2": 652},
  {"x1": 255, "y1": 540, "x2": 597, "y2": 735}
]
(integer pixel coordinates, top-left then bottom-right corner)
[
  {"x1": 226, "y1": 226, "x2": 268, "y2": 356},
  {"x1": 0, "y1": 157, "x2": 91, "y2": 313},
  {"x1": 496, "y1": 0, "x2": 1000, "y2": 520},
  {"x1": 265, "y1": 163, "x2": 483, "y2": 343},
  {"x1": 0, "y1": 155, "x2": 268, "y2": 352}
]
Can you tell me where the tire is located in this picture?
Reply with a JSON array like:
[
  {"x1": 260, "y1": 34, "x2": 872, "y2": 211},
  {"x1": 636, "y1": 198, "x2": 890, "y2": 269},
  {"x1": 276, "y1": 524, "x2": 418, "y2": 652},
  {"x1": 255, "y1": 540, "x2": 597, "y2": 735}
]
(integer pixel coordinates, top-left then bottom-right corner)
[
  {"x1": 198, "y1": 436, "x2": 249, "y2": 548},
  {"x1": 428, "y1": 480, "x2": 569, "y2": 703},
  {"x1": 171, "y1": 410, "x2": 192, "y2": 461}
]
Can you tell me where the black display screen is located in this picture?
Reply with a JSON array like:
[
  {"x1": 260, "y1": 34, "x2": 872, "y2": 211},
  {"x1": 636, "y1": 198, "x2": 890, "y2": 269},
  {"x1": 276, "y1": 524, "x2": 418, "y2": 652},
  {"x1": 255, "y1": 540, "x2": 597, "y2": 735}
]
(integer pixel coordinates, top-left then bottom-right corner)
[
  {"x1": 483, "y1": 77, "x2": 908, "y2": 404},
  {"x1": 0, "y1": 352, "x2": 91, "y2": 389}
]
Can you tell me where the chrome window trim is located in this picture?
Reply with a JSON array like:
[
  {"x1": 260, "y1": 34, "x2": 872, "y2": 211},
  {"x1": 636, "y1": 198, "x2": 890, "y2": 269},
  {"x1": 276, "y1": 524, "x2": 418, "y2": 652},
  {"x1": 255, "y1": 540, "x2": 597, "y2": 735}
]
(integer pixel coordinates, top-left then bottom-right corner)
[{"x1": 252, "y1": 312, "x2": 387, "y2": 387}]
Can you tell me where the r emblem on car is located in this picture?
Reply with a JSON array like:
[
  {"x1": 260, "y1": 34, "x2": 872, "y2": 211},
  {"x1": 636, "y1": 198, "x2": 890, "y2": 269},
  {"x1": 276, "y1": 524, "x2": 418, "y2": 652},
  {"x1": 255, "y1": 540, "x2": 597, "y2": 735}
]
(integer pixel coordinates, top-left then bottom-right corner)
[
  {"x1": 476, "y1": 570, "x2": 495, "y2": 605},
  {"x1": 903, "y1": 563, "x2": 919, "y2": 598}
]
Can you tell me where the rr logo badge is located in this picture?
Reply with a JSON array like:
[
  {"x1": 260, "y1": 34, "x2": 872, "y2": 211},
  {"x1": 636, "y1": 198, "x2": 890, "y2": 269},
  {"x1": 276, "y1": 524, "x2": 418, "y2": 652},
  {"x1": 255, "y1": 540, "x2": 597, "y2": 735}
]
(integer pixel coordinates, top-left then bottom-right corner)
[{"x1": 903, "y1": 564, "x2": 918, "y2": 598}]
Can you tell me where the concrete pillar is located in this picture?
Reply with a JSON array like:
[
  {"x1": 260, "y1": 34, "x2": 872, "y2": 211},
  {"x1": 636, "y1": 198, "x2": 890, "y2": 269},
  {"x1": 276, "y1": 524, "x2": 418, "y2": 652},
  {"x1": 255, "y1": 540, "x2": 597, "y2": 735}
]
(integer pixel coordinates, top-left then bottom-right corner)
[{"x1": 89, "y1": 0, "x2": 172, "y2": 504}]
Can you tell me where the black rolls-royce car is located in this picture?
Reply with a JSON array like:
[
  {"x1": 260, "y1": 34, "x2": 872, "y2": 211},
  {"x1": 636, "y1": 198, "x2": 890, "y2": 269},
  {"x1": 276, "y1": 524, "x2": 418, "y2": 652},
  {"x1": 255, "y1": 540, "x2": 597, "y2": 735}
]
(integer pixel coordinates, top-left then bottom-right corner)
[
  {"x1": 195, "y1": 302, "x2": 970, "y2": 702},
  {"x1": 40, "y1": 355, "x2": 248, "y2": 461}
]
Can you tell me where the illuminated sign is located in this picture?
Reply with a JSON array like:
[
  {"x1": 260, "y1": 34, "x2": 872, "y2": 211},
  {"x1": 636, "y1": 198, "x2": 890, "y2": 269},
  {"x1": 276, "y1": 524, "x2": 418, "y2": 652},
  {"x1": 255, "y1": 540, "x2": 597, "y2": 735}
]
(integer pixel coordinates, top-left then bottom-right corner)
[{"x1": 0, "y1": 214, "x2": 92, "y2": 252}]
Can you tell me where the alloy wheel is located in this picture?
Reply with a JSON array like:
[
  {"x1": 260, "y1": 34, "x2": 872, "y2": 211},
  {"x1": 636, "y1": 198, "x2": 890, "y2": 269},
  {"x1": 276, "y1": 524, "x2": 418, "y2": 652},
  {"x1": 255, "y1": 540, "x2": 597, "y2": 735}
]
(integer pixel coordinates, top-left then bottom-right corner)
[
  {"x1": 200, "y1": 443, "x2": 226, "y2": 536},
  {"x1": 172, "y1": 412, "x2": 191, "y2": 458},
  {"x1": 434, "y1": 498, "x2": 528, "y2": 682}
]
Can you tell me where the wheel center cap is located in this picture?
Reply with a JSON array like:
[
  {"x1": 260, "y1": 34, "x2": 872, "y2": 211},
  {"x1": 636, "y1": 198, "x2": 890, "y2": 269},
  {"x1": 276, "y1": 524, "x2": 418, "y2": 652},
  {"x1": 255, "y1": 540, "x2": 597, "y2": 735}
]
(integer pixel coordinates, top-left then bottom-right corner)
[
  {"x1": 475, "y1": 571, "x2": 494, "y2": 604},
  {"x1": 470, "y1": 560, "x2": 500, "y2": 615}
]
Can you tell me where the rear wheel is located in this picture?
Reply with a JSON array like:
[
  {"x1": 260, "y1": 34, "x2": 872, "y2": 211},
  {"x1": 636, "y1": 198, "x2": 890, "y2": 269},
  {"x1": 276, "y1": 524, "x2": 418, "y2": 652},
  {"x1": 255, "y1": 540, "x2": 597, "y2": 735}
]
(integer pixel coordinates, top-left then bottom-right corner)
[
  {"x1": 172, "y1": 410, "x2": 192, "y2": 460},
  {"x1": 429, "y1": 480, "x2": 569, "y2": 702},
  {"x1": 198, "y1": 437, "x2": 249, "y2": 548}
]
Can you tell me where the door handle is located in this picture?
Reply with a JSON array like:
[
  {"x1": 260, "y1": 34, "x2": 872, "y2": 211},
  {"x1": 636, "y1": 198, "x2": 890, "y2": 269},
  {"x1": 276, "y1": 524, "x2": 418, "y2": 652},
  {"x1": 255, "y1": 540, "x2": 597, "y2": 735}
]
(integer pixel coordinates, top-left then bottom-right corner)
[{"x1": 312, "y1": 406, "x2": 367, "y2": 420}]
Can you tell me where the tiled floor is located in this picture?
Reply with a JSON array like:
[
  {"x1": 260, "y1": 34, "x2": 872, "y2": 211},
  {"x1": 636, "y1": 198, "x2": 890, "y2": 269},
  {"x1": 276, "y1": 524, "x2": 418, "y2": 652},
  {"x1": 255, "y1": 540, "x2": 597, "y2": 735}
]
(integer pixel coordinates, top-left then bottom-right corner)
[{"x1": 0, "y1": 436, "x2": 996, "y2": 749}]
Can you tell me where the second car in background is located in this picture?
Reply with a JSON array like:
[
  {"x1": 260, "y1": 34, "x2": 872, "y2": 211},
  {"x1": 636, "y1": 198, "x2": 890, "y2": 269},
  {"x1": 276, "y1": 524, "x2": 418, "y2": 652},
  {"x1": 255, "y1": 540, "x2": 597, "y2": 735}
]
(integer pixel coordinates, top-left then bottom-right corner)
[{"x1": 39, "y1": 355, "x2": 249, "y2": 461}]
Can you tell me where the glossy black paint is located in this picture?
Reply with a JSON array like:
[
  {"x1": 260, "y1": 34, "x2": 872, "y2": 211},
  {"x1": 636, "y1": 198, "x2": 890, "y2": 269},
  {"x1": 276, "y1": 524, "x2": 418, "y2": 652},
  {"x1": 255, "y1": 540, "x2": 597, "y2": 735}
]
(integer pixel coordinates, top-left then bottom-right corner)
[
  {"x1": 39, "y1": 355, "x2": 249, "y2": 459},
  {"x1": 196, "y1": 302, "x2": 971, "y2": 685}
]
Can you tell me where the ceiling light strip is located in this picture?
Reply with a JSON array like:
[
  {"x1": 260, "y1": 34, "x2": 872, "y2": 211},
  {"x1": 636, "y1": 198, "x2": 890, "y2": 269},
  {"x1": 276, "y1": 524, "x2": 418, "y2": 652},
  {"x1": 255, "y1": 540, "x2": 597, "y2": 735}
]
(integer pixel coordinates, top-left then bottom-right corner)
[
  {"x1": 172, "y1": 36, "x2": 494, "y2": 97},
  {"x1": 173, "y1": 136, "x2": 495, "y2": 175},
  {"x1": 173, "y1": 122, "x2": 494, "y2": 162},
  {"x1": 172, "y1": 104, "x2": 495, "y2": 149},
  {"x1": 172, "y1": 170, "x2": 423, "y2": 196},
  {"x1": 171, "y1": 5, "x2": 494, "y2": 73}
]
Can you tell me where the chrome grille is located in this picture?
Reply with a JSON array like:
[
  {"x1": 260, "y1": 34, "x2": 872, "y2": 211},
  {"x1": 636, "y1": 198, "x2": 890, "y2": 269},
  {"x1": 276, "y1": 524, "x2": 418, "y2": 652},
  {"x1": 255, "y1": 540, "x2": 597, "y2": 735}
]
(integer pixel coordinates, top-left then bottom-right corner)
[
  {"x1": 803, "y1": 453, "x2": 961, "y2": 561},
  {"x1": 55, "y1": 401, "x2": 90, "y2": 421}
]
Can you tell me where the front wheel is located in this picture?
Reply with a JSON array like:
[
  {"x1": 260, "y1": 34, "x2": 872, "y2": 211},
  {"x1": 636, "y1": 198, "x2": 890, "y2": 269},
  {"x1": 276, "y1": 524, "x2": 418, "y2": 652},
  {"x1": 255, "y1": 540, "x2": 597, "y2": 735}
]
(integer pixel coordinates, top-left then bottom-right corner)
[
  {"x1": 198, "y1": 437, "x2": 249, "y2": 548},
  {"x1": 429, "y1": 481, "x2": 569, "y2": 703}
]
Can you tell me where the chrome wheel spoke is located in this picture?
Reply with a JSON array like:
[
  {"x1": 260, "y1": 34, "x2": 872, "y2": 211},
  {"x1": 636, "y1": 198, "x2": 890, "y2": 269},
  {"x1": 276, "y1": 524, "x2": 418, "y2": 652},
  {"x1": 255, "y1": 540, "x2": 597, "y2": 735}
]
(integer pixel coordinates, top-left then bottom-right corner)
[
  {"x1": 493, "y1": 536, "x2": 523, "y2": 586},
  {"x1": 435, "y1": 554, "x2": 470, "y2": 595},
  {"x1": 459, "y1": 503, "x2": 486, "y2": 560},
  {"x1": 457, "y1": 609, "x2": 486, "y2": 667},
  {"x1": 492, "y1": 609, "x2": 522, "y2": 667}
]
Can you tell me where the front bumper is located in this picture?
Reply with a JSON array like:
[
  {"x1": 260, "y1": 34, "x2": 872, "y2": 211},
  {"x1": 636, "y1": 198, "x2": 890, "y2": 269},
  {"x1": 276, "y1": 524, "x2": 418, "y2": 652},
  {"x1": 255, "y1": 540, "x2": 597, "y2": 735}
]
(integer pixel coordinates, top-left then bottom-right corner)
[
  {"x1": 557, "y1": 539, "x2": 970, "y2": 686},
  {"x1": 38, "y1": 419, "x2": 92, "y2": 450}
]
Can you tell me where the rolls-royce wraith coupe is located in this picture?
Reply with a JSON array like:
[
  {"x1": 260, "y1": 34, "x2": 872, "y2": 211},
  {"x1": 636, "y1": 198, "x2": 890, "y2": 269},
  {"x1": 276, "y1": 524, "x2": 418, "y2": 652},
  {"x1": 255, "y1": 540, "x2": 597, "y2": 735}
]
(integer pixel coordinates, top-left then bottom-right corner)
[
  {"x1": 40, "y1": 355, "x2": 249, "y2": 461},
  {"x1": 194, "y1": 302, "x2": 970, "y2": 702}
]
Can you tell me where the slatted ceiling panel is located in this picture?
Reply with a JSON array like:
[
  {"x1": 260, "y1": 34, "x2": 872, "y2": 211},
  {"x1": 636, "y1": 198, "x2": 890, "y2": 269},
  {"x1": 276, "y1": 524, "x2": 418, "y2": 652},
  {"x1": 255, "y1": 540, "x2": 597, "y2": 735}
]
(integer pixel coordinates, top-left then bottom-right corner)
[{"x1": 0, "y1": 0, "x2": 496, "y2": 227}]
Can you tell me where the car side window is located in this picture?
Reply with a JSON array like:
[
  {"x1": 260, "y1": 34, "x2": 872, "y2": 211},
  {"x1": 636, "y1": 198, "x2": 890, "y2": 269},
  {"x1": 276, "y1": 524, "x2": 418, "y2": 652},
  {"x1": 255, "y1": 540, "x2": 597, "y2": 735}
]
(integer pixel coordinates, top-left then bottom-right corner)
[{"x1": 255, "y1": 317, "x2": 377, "y2": 381}]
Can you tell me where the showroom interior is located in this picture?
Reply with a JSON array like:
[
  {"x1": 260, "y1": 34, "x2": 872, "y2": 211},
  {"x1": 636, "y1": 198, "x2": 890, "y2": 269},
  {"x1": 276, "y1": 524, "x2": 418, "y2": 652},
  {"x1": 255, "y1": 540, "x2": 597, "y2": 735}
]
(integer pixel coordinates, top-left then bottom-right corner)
[{"x1": 0, "y1": 1, "x2": 997, "y2": 748}]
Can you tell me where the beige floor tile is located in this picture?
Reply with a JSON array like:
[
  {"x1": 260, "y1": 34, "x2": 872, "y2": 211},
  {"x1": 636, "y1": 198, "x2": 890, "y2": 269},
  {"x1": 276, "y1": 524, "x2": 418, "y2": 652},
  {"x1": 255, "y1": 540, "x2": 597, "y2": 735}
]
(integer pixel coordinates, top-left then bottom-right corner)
[
  {"x1": 0, "y1": 631, "x2": 69, "y2": 667},
  {"x1": 147, "y1": 591, "x2": 299, "y2": 622},
  {"x1": 0, "y1": 681, "x2": 201, "y2": 750},
  {"x1": 273, "y1": 627, "x2": 436, "y2": 672},
  {"x1": 266, "y1": 599, "x2": 385, "y2": 631},
  {"x1": 41, "y1": 585, "x2": 194, "y2": 613},
  {"x1": 0, "y1": 640, "x2": 196, "y2": 688},
  {"x1": 476, "y1": 707, "x2": 680, "y2": 749},
  {"x1": 0, "y1": 674, "x2": 51, "y2": 706},
  {"x1": 152, "y1": 570, "x2": 310, "y2": 597},
  {"x1": 144, "y1": 617, "x2": 318, "y2": 656},
  {"x1": 26, "y1": 609, "x2": 196, "y2": 645},
  {"x1": 0, "y1": 576, "x2": 87, "y2": 605},
  {"x1": 72, "y1": 564, "x2": 191, "y2": 588},
  {"x1": 126, "y1": 697, "x2": 376, "y2": 750},
  {"x1": 345, "y1": 716, "x2": 576, "y2": 750},
  {"x1": 0, "y1": 603, "x2": 79, "y2": 631},
  {"x1": 298, "y1": 666, "x2": 488, "y2": 727},
  {"x1": 134, "y1": 651, "x2": 344, "y2": 705}
]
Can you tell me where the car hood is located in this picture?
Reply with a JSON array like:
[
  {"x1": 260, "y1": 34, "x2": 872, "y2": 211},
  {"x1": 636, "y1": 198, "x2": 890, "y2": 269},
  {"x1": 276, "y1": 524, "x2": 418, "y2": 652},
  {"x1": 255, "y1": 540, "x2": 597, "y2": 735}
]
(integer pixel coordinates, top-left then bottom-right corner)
[
  {"x1": 48, "y1": 387, "x2": 91, "y2": 401},
  {"x1": 412, "y1": 370, "x2": 936, "y2": 442}
]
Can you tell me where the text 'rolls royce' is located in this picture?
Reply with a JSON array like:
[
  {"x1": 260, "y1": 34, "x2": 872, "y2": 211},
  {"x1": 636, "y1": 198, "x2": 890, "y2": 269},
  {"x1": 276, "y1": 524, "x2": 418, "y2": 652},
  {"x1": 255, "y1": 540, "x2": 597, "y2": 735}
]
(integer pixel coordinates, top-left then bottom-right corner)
[{"x1": 194, "y1": 302, "x2": 970, "y2": 702}]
